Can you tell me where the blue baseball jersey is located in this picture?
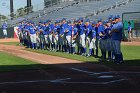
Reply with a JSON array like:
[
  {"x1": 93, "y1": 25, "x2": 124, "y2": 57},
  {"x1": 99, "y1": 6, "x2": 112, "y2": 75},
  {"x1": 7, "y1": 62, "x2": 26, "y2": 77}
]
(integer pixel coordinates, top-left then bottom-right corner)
[
  {"x1": 29, "y1": 25, "x2": 36, "y2": 34},
  {"x1": 98, "y1": 24, "x2": 105, "y2": 39},
  {"x1": 91, "y1": 27, "x2": 96, "y2": 38},
  {"x1": 66, "y1": 25, "x2": 72, "y2": 36},
  {"x1": 111, "y1": 22, "x2": 123, "y2": 41},
  {"x1": 102, "y1": 27, "x2": 111, "y2": 40},
  {"x1": 128, "y1": 25, "x2": 132, "y2": 32},
  {"x1": 79, "y1": 23, "x2": 85, "y2": 35},
  {"x1": 60, "y1": 23, "x2": 68, "y2": 35},
  {"x1": 54, "y1": 25, "x2": 60, "y2": 34},
  {"x1": 24, "y1": 25, "x2": 30, "y2": 32},
  {"x1": 2, "y1": 23, "x2": 7, "y2": 30},
  {"x1": 110, "y1": 24, "x2": 114, "y2": 29},
  {"x1": 98, "y1": 24, "x2": 105, "y2": 34},
  {"x1": 72, "y1": 25, "x2": 78, "y2": 36},
  {"x1": 41, "y1": 26, "x2": 48, "y2": 35},
  {"x1": 37, "y1": 25, "x2": 43, "y2": 32},
  {"x1": 85, "y1": 24, "x2": 92, "y2": 36},
  {"x1": 48, "y1": 24, "x2": 54, "y2": 35}
]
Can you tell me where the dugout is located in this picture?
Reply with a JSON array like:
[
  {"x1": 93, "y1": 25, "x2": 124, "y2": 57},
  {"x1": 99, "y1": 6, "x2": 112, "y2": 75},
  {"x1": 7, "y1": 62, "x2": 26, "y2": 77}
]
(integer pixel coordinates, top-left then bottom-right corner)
[
  {"x1": 122, "y1": 12, "x2": 140, "y2": 40},
  {"x1": 0, "y1": 27, "x2": 14, "y2": 39}
]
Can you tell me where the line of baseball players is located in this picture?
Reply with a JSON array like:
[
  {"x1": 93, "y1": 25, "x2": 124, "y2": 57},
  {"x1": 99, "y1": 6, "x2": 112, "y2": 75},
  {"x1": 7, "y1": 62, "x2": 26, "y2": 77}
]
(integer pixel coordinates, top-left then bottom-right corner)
[{"x1": 17, "y1": 15, "x2": 123, "y2": 64}]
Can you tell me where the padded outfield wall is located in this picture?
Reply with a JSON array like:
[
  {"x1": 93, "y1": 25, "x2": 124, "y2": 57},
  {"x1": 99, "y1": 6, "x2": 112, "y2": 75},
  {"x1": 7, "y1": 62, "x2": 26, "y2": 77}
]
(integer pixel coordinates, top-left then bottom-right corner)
[{"x1": 0, "y1": 27, "x2": 14, "y2": 39}]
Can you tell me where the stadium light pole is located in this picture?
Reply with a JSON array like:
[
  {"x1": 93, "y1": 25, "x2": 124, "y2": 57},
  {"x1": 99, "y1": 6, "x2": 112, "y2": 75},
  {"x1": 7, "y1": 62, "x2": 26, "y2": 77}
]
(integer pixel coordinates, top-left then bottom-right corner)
[
  {"x1": 27, "y1": 0, "x2": 32, "y2": 13},
  {"x1": 27, "y1": 0, "x2": 32, "y2": 7},
  {"x1": 10, "y1": 0, "x2": 14, "y2": 20}
]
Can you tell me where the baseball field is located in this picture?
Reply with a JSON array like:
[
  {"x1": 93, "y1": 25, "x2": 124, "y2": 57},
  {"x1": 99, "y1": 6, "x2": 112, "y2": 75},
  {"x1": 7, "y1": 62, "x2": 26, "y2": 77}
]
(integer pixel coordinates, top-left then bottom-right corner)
[{"x1": 0, "y1": 38, "x2": 140, "y2": 93}]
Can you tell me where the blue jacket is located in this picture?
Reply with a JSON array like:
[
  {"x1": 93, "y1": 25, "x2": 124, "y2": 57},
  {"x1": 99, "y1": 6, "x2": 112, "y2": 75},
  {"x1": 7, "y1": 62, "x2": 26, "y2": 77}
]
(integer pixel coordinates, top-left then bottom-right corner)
[{"x1": 111, "y1": 22, "x2": 123, "y2": 41}]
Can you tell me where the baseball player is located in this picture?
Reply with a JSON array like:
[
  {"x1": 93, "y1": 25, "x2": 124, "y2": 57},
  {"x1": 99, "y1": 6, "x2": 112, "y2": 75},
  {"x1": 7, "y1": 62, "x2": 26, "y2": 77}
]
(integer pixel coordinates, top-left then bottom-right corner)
[
  {"x1": 71, "y1": 20, "x2": 78, "y2": 54},
  {"x1": 75, "y1": 19, "x2": 81, "y2": 54},
  {"x1": 84, "y1": 19, "x2": 92, "y2": 57},
  {"x1": 28, "y1": 21, "x2": 37, "y2": 49},
  {"x1": 58, "y1": 20, "x2": 64, "y2": 51},
  {"x1": 128, "y1": 21, "x2": 132, "y2": 42},
  {"x1": 104, "y1": 20, "x2": 112, "y2": 61},
  {"x1": 95, "y1": 20, "x2": 100, "y2": 57},
  {"x1": 53, "y1": 20, "x2": 60, "y2": 52},
  {"x1": 39, "y1": 21, "x2": 48, "y2": 49},
  {"x1": 21, "y1": 20, "x2": 27, "y2": 46},
  {"x1": 97, "y1": 18, "x2": 105, "y2": 59},
  {"x1": 78, "y1": 18, "x2": 86, "y2": 56},
  {"x1": 110, "y1": 15, "x2": 123, "y2": 64},
  {"x1": 18, "y1": 21, "x2": 24, "y2": 45},
  {"x1": 47, "y1": 19, "x2": 54, "y2": 51},
  {"x1": 36, "y1": 20, "x2": 43, "y2": 49},
  {"x1": 100, "y1": 20, "x2": 110, "y2": 59},
  {"x1": 65, "y1": 20, "x2": 72, "y2": 53},
  {"x1": 87, "y1": 21, "x2": 97, "y2": 57},
  {"x1": 23, "y1": 21, "x2": 30, "y2": 48},
  {"x1": 59, "y1": 18, "x2": 68, "y2": 52},
  {"x1": 110, "y1": 16, "x2": 117, "y2": 61},
  {"x1": 2, "y1": 22, "x2": 8, "y2": 38}
]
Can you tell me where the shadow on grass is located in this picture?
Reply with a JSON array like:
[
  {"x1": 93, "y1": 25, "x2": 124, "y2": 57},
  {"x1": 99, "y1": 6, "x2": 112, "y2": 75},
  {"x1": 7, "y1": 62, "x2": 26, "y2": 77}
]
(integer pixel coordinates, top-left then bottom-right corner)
[
  {"x1": 0, "y1": 59, "x2": 140, "y2": 72},
  {"x1": 0, "y1": 62, "x2": 140, "y2": 93}
]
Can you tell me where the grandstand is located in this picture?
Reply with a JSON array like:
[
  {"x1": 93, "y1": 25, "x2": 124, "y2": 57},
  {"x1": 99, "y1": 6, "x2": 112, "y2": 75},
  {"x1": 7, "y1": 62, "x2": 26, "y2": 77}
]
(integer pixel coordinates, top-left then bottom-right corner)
[{"x1": 5, "y1": 0, "x2": 140, "y2": 25}]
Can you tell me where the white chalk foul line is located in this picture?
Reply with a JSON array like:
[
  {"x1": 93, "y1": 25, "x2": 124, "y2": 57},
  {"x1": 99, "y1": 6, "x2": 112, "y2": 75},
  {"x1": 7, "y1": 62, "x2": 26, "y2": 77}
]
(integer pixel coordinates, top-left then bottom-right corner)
[
  {"x1": 0, "y1": 78, "x2": 71, "y2": 85},
  {"x1": 71, "y1": 68, "x2": 94, "y2": 74},
  {"x1": 0, "y1": 77, "x2": 128, "y2": 85},
  {"x1": 71, "y1": 68, "x2": 140, "y2": 75},
  {"x1": 51, "y1": 79, "x2": 128, "y2": 85},
  {"x1": 71, "y1": 68, "x2": 113, "y2": 75}
]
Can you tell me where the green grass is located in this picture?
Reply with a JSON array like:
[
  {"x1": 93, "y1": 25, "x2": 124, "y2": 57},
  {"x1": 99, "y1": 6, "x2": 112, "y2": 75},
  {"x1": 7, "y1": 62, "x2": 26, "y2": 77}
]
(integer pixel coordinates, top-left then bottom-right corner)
[
  {"x1": 0, "y1": 42, "x2": 19, "y2": 46},
  {"x1": 26, "y1": 45, "x2": 140, "y2": 66},
  {"x1": 1, "y1": 41, "x2": 140, "y2": 66},
  {"x1": 27, "y1": 49, "x2": 99, "y2": 62},
  {"x1": 122, "y1": 45, "x2": 140, "y2": 60},
  {"x1": 0, "y1": 52, "x2": 46, "y2": 72}
]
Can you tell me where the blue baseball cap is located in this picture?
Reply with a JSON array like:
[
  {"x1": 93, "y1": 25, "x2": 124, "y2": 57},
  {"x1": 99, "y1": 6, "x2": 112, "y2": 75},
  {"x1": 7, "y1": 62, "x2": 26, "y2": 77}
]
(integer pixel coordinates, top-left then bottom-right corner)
[
  {"x1": 47, "y1": 19, "x2": 51, "y2": 22},
  {"x1": 55, "y1": 20, "x2": 60, "y2": 24},
  {"x1": 25, "y1": 20, "x2": 29, "y2": 23},
  {"x1": 108, "y1": 15, "x2": 113, "y2": 19},
  {"x1": 46, "y1": 19, "x2": 51, "y2": 23},
  {"x1": 112, "y1": 16, "x2": 115, "y2": 21},
  {"x1": 98, "y1": 18, "x2": 102, "y2": 22},
  {"x1": 30, "y1": 20, "x2": 34, "y2": 24},
  {"x1": 103, "y1": 20, "x2": 109, "y2": 24},
  {"x1": 61, "y1": 18, "x2": 66, "y2": 21},
  {"x1": 39, "y1": 20, "x2": 43, "y2": 23},
  {"x1": 106, "y1": 20, "x2": 109, "y2": 23},
  {"x1": 92, "y1": 21, "x2": 96, "y2": 25},
  {"x1": 115, "y1": 15, "x2": 120, "y2": 19},
  {"x1": 103, "y1": 21, "x2": 106, "y2": 25},
  {"x1": 67, "y1": 20, "x2": 71, "y2": 24},
  {"x1": 74, "y1": 19, "x2": 78, "y2": 23},
  {"x1": 78, "y1": 17, "x2": 84, "y2": 21},
  {"x1": 85, "y1": 19, "x2": 90, "y2": 22}
]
